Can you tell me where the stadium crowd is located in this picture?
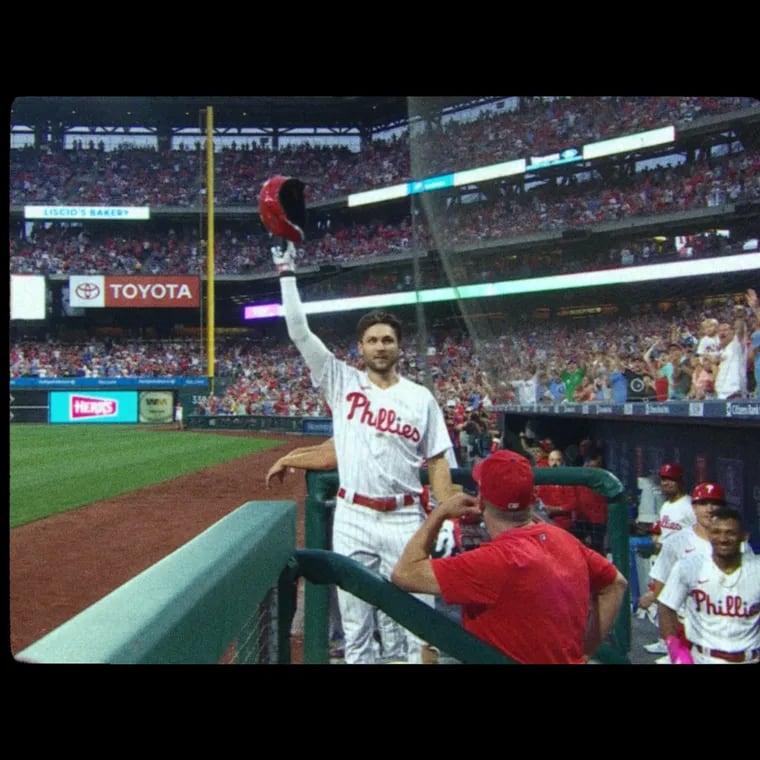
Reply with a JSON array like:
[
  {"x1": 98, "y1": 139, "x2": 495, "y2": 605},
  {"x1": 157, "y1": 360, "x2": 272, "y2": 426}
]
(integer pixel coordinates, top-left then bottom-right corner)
[
  {"x1": 11, "y1": 96, "x2": 755, "y2": 207},
  {"x1": 11, "y1": 291, "x2": 759, "y2": 414},
  {"x1": 10, "y1": 145, "x2": 760, "y2": 279},
  {"x1": 10, "y1": 97, "x2": 760, "y2": 666},
  {"x1": 11, "y1": 97, "x2": 760, "y2": 280},
  {"x1": 10, "y1": 96, "x2": 759, "y2": 413}
]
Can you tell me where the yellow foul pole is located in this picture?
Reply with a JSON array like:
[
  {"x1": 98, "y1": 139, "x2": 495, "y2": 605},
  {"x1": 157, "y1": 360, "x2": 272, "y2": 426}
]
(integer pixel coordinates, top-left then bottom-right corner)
[{"x1": 206, "y1": 107, "x2": 215, "y2": 391}]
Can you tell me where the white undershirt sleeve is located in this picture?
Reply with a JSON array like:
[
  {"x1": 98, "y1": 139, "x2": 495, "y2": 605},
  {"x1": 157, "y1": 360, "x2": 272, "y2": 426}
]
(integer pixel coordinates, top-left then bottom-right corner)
[{"x1": 280, "y1": 275, "x2": 331, "y2": 378}]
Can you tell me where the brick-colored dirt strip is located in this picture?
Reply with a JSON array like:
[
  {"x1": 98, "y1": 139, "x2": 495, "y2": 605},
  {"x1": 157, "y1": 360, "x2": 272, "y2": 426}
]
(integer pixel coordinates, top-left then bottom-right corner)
[{"x1": 10, "y1": 431, "x2": 325, "y2": 662}]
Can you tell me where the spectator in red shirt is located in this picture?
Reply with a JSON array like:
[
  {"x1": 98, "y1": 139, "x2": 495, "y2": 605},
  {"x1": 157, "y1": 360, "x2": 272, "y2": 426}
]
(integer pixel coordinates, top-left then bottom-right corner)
[{"x1": 573, "y1": 375, "x2": 597, "y2": 403}]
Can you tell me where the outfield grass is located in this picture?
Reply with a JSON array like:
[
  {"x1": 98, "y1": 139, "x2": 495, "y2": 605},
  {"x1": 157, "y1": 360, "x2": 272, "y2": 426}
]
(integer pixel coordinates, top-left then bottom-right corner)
[{"x1": 10, "y1": 425, "x2": 285, "y2": 528}]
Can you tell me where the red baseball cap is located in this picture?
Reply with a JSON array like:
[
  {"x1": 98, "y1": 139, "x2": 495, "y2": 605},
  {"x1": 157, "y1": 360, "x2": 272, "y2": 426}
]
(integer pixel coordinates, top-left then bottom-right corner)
[
  {"x1": 691, "y1": 482, "x2": 726, "y2": 504},
  {"x1": 658, "y1": 463, "x2": 683, "y2": 480},
  {"x1": 472, "y1": 450, "x2": 535, "y2": 511}
]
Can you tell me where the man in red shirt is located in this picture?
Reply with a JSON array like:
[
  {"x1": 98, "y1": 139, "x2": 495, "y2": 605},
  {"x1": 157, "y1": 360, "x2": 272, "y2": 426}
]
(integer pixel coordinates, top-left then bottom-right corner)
[
  {"x1": 391, "y1": 451, "x2": 627, "y2": 664},
  {"x1": 572, "y1": 449, "x2": 610, "y2": 555},
  {"x1": 535, "y1": 448, "x2": 577, "y2": 531}
]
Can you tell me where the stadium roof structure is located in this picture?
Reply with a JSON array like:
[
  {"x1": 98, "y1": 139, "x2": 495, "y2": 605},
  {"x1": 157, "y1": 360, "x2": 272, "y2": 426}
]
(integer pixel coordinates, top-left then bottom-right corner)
[{"x1": 10, "y1": 96, "x2": 509, "y2": 136}]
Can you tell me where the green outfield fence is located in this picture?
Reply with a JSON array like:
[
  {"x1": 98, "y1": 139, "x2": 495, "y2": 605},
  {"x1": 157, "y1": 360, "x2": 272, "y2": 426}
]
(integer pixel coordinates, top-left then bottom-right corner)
[{"x1": 16, "y1": 467, "x2": 631, "y2": 664}]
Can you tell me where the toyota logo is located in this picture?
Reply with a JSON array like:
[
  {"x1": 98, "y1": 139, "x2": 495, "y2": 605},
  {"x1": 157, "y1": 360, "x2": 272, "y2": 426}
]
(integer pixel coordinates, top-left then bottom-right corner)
[{"x1": 75, "y1": 281, "x2": 101, "y2": 300}]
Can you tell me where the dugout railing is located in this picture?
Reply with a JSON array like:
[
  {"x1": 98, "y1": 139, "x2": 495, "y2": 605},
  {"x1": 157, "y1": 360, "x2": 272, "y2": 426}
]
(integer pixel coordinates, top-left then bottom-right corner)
[{"x1": 12, "y1": 498, "x2": 525, "y2": 664}]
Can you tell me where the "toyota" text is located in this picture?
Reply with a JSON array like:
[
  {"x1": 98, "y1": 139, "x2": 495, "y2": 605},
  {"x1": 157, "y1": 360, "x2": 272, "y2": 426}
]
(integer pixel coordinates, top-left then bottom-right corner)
[{"x1": 107, "y1": 283, "x2": 194, "y2": 300}]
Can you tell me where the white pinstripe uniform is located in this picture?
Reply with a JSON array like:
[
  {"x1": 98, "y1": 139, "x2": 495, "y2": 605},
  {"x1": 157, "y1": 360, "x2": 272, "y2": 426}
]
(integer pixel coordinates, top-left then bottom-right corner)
[
  {"x1": 659, "y1": 552, "x2": 760, "y2": 664},
  {"x1": 280, "y1": 276, "x2": 453, "y2": 664},
  {"x1": 658, "y1": 494, "x2": 695, "y2": 543},
  {"x1": 646, "y1": 494, "x2": 695, "y2": 597},
  {"x1": 649, "y1": 527, "x2": 711, "y2": 636},
  {"x1": 651, "y1": 527, "x2": 754, "y2": 611},
  {"x1": 650, "y1": 527, "x2": 712, "y2": 587}
]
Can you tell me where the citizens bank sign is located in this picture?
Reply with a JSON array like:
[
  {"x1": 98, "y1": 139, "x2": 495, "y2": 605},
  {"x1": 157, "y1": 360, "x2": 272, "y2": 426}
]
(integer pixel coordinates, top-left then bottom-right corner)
[{"x1": 69, "y1": 275, "x2": 200, "y2": 308}]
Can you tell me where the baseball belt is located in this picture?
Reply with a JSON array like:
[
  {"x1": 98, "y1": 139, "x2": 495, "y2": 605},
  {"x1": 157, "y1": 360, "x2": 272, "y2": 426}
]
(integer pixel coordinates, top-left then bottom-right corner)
[
  {"x1": 337, "y1": 487, "x2": 415, "y2": 512},
  {"x1": 690, "y1": 643, "x2": 760, "y2": 663}
]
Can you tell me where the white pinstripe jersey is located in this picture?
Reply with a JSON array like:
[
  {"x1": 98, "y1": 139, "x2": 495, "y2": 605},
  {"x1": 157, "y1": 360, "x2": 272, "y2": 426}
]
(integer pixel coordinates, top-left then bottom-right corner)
[
  {"x1": 280, "y1": 275, "x2": 452, "y2": 497},
  {"x1": 658, "y1": 494, "x2": 695, "y2": 542},
  {"x1": 650, "y1": 527, "x2": 711, "y2": 584},
  {"x1": 651, "y1": 527, "x2": 754, "y2": 585},
  {"x1": 659, "y1": 552, "x2": 760, "y2": 652},
  {"x1": 316, "y1": 353, "x2": 452, "y2": 496}
]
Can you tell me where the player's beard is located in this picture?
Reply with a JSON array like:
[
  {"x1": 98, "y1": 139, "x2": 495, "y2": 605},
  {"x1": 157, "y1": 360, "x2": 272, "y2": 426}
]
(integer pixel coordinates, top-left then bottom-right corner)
[
  {"x1": 711, "y1": 538, "x2": 742, "y2": 564},
  {"x1": 363, "y1": 352, "x2": 399, "y2": 376}
]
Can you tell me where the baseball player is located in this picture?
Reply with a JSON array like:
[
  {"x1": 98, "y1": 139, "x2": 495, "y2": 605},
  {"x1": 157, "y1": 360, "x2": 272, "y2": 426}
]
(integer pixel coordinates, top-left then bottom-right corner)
[
  {"x1": 262, "y1": 177, "x2": 458, "y2": 663},
  {"x1": 658, "y1": 506, "x2": 760, "y2": 664},
  {"x1": 637, "y1": 461, "x2": 694, "y2": 650},
  {"x1": 642, "y1": 482, "x2": 755, "y2": 661},
  {"x1": 264, "y1": 434, "x2": 477, "y2": 663},
  {"x1": 266, "y1": 435, "x2": 465, "y2": 557},
  {"x1": 265, "y1": 436, "x2": 442, "y2": 661},
  {"x1": 654, "y1": 462, "x2": 694, "y2": 544}
]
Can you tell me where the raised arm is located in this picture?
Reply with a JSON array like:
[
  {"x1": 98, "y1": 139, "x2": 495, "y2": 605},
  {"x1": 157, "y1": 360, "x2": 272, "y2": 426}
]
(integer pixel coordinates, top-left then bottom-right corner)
[
  {"x1": 732, "y1": 304, "x2": 747, "y2": 341},
  {"x1": 391, "y1": 491, "x2": 480, "y2": 594},
  {"x1": 426, "y1": 451, "x2": 459, "y2": 503},
  {"x1": 275, "y1": 241, "x2": 331, "y2": 377},
  {"x1": 746, "y1": 287, "x2": 759, "y2": 318},
  {"x1": 642, "y1": 338, "x2": 661, "y2": 374}
]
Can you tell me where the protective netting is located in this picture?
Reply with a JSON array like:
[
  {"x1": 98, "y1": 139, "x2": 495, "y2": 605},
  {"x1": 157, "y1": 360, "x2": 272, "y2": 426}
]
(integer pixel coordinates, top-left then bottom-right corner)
[
  {"x1": 408, "y1": 96, "x2": 499, "y2": 380},
  {"x1": 404, "y1": 96, "x2": 759, "y2": 406}
]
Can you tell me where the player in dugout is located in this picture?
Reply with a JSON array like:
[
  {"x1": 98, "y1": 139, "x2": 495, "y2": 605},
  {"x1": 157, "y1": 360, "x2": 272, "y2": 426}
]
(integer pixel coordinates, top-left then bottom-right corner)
[{"x1": 658, "y1": 505, "x2": 760, "y2": 665}]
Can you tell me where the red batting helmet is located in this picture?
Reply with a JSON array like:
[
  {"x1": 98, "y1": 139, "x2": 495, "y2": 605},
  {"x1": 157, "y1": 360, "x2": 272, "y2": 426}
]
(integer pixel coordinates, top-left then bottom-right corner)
[
  {"x1": 258, "y1": 175, "x2": 306, "y2": 243},
  {"x1": 658, "y1": 463, "x2": 683, "y2": 480},
  {"x1": 691, "y1": 482, "x2": 726, "y2": 504}
]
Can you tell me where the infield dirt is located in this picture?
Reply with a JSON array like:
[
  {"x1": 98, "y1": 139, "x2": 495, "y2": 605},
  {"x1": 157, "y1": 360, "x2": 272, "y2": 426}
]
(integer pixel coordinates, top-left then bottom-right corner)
[{"x1": 9, "y1": 430, "x2": 323, "y2": 662}]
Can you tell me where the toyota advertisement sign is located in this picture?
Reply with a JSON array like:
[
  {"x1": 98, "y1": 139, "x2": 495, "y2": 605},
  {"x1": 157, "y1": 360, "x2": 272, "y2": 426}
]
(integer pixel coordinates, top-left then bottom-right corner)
[{"x1": 69, "y1": 275, "x2": 200, "y2": 308}]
